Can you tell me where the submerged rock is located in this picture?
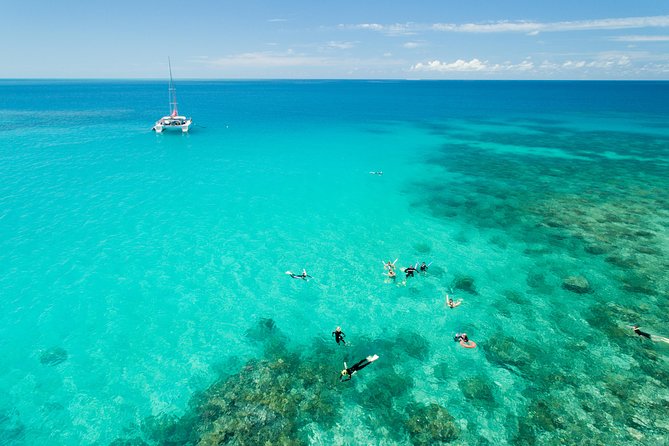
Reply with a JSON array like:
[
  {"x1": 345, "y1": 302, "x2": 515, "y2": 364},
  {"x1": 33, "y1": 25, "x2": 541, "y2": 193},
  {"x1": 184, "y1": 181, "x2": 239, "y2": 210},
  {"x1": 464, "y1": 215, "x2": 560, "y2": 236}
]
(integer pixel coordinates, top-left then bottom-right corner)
[
  {"x1": 413, "y1": 242, "x2": 432, "y2": 254},
  {"x1": 39, "y1": 347, "x2": 68, "y2": 366},
  {"x1": 405, "y1": 403, "x2": 459, "y2": 445},
  {"x1": 584, "y1": 244, "x2": 609, "y2": 255},
  {"x1": 395, "y1": 331, "x2": 431, "y2": 360},
  {"x1": 451, "y1": 275, "x2": 477, "y2": 294},
  {"x1": 483, "y1": 335, "x2": 532, "y2": 371},
  {"x1": 562, "y1": 276, "x2": 591, "y2": 294},
  {"x1": 459, "y1": 376, "x2": 495, "y2": 404}
]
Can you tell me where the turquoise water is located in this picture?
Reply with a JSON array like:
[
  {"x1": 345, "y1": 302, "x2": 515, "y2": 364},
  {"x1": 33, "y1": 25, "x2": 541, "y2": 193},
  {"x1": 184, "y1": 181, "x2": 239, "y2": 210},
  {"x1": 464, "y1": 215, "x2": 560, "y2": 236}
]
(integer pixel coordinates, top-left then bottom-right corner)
[{"x1": 1, "y1": 80, "x2": 668, "y2": 445}]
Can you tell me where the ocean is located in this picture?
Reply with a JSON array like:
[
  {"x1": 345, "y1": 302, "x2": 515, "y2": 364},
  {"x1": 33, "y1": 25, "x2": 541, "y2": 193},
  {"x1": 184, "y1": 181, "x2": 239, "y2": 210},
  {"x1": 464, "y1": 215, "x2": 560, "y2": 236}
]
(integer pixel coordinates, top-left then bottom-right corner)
[{"x1": 0, "y1": 80, "x2": 668, "y2": 445}]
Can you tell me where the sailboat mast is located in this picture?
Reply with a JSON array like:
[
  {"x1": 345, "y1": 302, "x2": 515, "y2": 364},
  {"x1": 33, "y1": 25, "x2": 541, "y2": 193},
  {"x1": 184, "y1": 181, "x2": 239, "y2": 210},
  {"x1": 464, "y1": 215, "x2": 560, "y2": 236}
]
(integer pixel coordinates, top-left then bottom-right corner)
[{"x1": 168, "y1": 57, "x2": 178, "y2": 116}]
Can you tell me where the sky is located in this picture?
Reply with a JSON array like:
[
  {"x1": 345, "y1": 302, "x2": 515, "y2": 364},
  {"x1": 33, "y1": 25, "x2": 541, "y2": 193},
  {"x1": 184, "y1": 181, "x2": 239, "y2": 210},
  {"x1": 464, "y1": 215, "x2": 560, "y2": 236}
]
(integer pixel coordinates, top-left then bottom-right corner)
[{"x1": 2, "y1": 0, "x2": 668, "y2": 79}]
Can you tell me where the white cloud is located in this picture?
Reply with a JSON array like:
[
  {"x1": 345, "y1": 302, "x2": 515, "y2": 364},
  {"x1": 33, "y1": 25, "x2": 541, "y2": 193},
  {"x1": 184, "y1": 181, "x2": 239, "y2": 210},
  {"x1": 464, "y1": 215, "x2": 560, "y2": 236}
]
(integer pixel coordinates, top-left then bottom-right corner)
[
  {"x1": 345, "y1": 15, "x2": 669, "y2": 35},
  {"x1": 410, "y1": 58, "x2": 535, "y2": 72},
  {"x1": 403, "y1": 41, "x2": 425, "y2": 49},
  {"x1": 268, "y1": 18, "x2": 287, "y2": 23},
  {"x1": 206, "y1": 50, "x2": 332, "y2": 68},
  {"x1": 611, "y1": 35, "x2": 669, "y2": 42},
  {"x1": 326, "y1": 41, "x2": 355, "y2": 50}
]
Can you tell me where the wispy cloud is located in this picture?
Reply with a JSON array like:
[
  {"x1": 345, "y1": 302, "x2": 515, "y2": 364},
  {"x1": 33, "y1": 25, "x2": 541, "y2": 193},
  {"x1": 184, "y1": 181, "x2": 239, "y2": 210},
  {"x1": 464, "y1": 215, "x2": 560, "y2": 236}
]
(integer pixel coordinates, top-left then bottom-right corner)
[
  {"x1": 403, "y1": 41, "x2": 426, "y2": 49},
  {"x1": 326, "y1": 41, "x2": 355, "y2": 50},
  {"x1": 611, "y1": 35, "x2": 669, "y2": 42},
  {"x1": 411, "y1": 59, "x2": 534, "y2": 72},
  {"x1": 411, "y1": 54, "x2": 638, "y2": 75},
  {"x1": 345, "y1": 15, "x2": 669, "y2": 35},
  {"x1": 205, "y1": 50, "x2": 332, "y2": 68},
  {"x1": 268, "y1": 18, "x2": 287, "y2": 23}
]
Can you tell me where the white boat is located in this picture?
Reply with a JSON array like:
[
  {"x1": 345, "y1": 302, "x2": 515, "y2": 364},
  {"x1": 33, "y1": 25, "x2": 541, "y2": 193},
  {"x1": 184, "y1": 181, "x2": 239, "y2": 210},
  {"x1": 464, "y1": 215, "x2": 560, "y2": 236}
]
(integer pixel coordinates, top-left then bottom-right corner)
[{"x1": 153, "y1": 58, "x2": 192, "y2": 133}]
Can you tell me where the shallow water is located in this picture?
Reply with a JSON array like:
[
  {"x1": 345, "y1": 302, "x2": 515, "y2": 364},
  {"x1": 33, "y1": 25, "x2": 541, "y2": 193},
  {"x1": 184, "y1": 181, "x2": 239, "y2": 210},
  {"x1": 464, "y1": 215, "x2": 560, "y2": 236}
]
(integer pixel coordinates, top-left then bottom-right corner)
[{"x1": 0, "y1": 80, "x2": 668, "y2": 445}]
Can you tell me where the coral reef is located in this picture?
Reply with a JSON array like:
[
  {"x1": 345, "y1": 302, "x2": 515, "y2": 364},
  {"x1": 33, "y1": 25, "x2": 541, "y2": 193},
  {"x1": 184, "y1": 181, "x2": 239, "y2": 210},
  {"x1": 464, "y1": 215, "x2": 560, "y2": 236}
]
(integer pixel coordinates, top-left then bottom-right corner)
[
  {"x1": 405, "y1": 403, "x2": 460, "y2": 445},
  {"x1": 561, "y1": 276, "x2": 592, "y2": 294},
  {"x1": 39, "y1": 347, "x2": 68, "y2": 366},
  {"x1": 451, "y1": 275, "x2": 477, "y2": 295}
]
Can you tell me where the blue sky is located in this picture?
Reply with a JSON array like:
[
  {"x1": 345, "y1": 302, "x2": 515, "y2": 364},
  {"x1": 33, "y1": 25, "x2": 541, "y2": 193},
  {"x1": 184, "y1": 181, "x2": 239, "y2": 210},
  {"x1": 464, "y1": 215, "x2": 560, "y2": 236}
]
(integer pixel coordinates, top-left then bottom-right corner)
[{"x1": 3, "y1": 0, "x2": 668, "y2": 79}]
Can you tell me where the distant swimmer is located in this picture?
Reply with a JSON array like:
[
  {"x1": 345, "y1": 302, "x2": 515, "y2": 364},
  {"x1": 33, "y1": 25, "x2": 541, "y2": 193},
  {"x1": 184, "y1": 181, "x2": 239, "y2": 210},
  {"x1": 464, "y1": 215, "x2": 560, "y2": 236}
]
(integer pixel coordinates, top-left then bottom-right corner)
[
  {"x1": 383, "y1": 259, "x2": 398, "y2": 271},
  {"x1": 632, "y1": 325, "x2": 651, "y2": 340},
  {"x1": 454, "y1": 333, "x2": 476, "y2": 348},
  {"x1": 446, "y1": 294, "x2": 462, "y2": 309},
  {"x1": 332, "y1": 326, "x2": 347, "y2": 345},
  {"x1": 387, "y1": 269, "x2": 397, "y2": 280},
  {"x1": 419, "y1": 262, "x2": 429, "y2": 273},
  {"x1": 339, "y1": 355, "x2": 379, "y2": 381},
  {"x1": 404, "y1": 264, "x2": 417, "y2": 278},
  {"x1": 286, "y1": 269, "x2": 312, "y2": 280},
  {"x1": 631, "y1": 325, "x2": 669, "y2": 344},
  {"x1": 369, "y1": 171, "x2": 383, "y2": 175}
]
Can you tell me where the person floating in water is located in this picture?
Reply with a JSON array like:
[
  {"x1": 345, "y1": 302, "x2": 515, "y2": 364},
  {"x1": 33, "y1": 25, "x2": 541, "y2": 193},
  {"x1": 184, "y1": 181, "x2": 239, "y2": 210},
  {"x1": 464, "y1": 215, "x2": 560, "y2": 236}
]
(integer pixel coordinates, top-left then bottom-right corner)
[
  {"x1": 454, "y1": 332, "x2": 476, "y2": 348},
  {"x1": 387, "y1": 269, "x2": 397, "y2": 281},
  {"x1": 454, "y1": 333, "x2": 469, "y2": 343},
  {"x1": 419, "y1": 262, "x2": 429, "y2": 273},
  {"x1": 383, "y1": 259, "x2": 398, "y2": 271},
  {"x1": 339, "y1": 355, "x2": 379, "y2": 381},
  {"x1": 369, "y1": 171, "x2": 383, "y2": 175},
  {"x1": 446, "y1": 294, "x2": 462, "y2": 309},
  {"x1": 332, "y1": 326, "x2": 346, "y2": 345},
  {"x1": 286, "y1": 269, "x2": 311, "y2": 280},
  {"x1": 404, "y1": 264, "x2": 417, "y2": 278},
  {"x1": 631, "y1": 325, "x2": 669, "y2": 344}
]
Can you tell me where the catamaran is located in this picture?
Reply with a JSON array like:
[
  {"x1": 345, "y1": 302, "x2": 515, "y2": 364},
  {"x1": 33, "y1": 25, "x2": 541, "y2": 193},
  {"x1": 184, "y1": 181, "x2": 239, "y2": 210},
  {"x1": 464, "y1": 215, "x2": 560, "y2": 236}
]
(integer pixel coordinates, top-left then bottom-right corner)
[{"x1": 153, "y1": 58, "x2": 192, "y2": 133}]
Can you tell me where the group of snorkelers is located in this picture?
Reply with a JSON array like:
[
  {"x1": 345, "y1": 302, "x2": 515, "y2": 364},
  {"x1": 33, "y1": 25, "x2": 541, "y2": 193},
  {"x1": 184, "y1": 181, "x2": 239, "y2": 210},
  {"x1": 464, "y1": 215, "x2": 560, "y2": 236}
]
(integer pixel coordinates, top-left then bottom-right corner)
[
  {"x1": 384, "y1": 259, "x2": 474, "y2": 348},
  {"x1": 331, "y1": 325, "x2": 380, "y2": 381},
  {"x1": 383, "y1": 259, "x2": 430, "y2": 281}
]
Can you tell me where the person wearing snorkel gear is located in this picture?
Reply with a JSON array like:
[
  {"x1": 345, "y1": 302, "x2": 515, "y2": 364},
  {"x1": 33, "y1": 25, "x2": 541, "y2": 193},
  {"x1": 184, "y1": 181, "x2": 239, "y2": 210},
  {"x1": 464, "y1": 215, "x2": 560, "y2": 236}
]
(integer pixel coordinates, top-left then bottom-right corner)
[
  {"x1": 339, "y1": 355, "x2": 379, "y2": 381},
  {"x1": 332, "y1": 326, "x2": 346, "y2": 345}
]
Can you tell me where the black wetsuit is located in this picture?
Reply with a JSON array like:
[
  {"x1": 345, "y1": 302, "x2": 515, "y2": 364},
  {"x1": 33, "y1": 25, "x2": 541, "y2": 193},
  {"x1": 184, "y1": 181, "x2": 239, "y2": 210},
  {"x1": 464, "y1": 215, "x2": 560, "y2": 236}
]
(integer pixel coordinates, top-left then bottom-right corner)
[
  {"x1": 332, "y1": 330, "x2": 346, "y2": 345},
  {"x1": 289, "y1": 273, "x2": 309, "y2": 280},
  {"x1": 420, "y1": 263, "x2": 428, "y2": 272},
  {"x1": 405, "y1": 267, "x2": 417, "y2": 278},
  {"x1": 634, "y1": 327, "x2": 651, "y2": 339},
  {"x1": 340, "y1": 358, "x2": 374, "y2": 381}
]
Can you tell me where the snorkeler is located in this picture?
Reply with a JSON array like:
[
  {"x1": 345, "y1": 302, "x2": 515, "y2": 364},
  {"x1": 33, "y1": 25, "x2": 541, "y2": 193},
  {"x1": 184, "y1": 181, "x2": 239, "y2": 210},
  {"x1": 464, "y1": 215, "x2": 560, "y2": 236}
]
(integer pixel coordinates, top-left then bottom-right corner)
[
  {"x1": 631, "y1": 325, "x2": 669, "y2": 344},
  {"x1": 383, "y1": 259, "x2": 398, "y2": 271},
  {"x1": 632, "y1": 325, "x2": 651, "y2": 339},
  {"x1": 387, "y1": 269, "x2": 397, "y2": 280},
  {"x1": 454, "y1": 333, "x2": 476, "y2": 348},
  {"x1": 446, "y1": 294, "x2": 462, "y2": 309},
  {"x1": 419, "y1": 262, "x2": 429, "y2": 272},
  {"x1": 369, "y1": 171, "x2": 383, "y2": 175},
  {"x1": 339, "y1": 355, "x2": 379, "y2": 381},
  {"x1": 332, "y1": 326, "x2": 347, "y2": 345},
  {"x1": 404, "y1": 265, "x2": 417, "y2": 278},
  {"x1": 286, "y1": 269, "x2": 311, "y2": 280},
  {"x1": 454, "y1": 333, "x2": 469, "y2": 343}
]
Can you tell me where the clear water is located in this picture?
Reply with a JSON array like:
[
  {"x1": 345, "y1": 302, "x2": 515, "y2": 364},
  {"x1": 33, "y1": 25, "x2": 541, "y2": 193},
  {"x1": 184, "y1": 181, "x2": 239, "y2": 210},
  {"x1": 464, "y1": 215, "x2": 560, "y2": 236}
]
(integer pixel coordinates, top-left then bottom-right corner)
[{"x1": 1, "y1": 80, "x2": 668, "y2": 445}]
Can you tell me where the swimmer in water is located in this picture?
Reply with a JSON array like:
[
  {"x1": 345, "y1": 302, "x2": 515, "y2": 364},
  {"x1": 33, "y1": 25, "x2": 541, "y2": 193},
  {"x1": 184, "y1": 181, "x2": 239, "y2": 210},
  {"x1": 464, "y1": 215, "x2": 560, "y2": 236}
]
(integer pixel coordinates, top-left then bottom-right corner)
[
  {"x1": 387, "y1": 269, "x2": 397, "y2": 280},
  {"x1": 404, "y1": 265, "x2": 417, "y2": 278},
  {"x1": 383, "y1": 259, "x2": 398, "y2": 271},
  {"x1": 420, "y1": 262, "x2": 428, "y2": 273},
  {"x1": 286, "y1": 269, "x2": 311, "y2": 280},
  {"x1": 369, "y1": 171, "x2": 383, "y2": 175},
  {"x1": 339, "y1": 355, "x2": 379, "y2": 381},
  {"x1": 332, "y1": 326, "x2": 346, "y2": 345},
  {"x1": 631, "y1": 325, "x2": 669, "y2": 344},
  {"x1": 446, "y1": 294, "x2": 462, "y2": 309},
  {"x1": 454, "y1": 333, "x2": 469, "y2": 343}
]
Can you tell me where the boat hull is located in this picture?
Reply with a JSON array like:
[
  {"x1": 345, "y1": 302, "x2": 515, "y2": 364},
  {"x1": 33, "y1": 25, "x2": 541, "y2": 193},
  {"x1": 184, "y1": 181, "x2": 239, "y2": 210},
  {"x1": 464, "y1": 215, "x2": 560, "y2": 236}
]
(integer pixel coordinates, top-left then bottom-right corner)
[{"x1": 153, "y1": 117, "x2": 192, "y2": 133}]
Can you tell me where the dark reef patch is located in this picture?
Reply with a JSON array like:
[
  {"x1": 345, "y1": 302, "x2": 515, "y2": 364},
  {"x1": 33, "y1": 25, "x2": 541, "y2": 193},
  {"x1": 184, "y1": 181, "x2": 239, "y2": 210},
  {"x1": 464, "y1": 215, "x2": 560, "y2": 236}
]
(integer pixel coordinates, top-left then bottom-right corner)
[{"x1": 39, "y1": 347, "x2": 68, "y2": 366}]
